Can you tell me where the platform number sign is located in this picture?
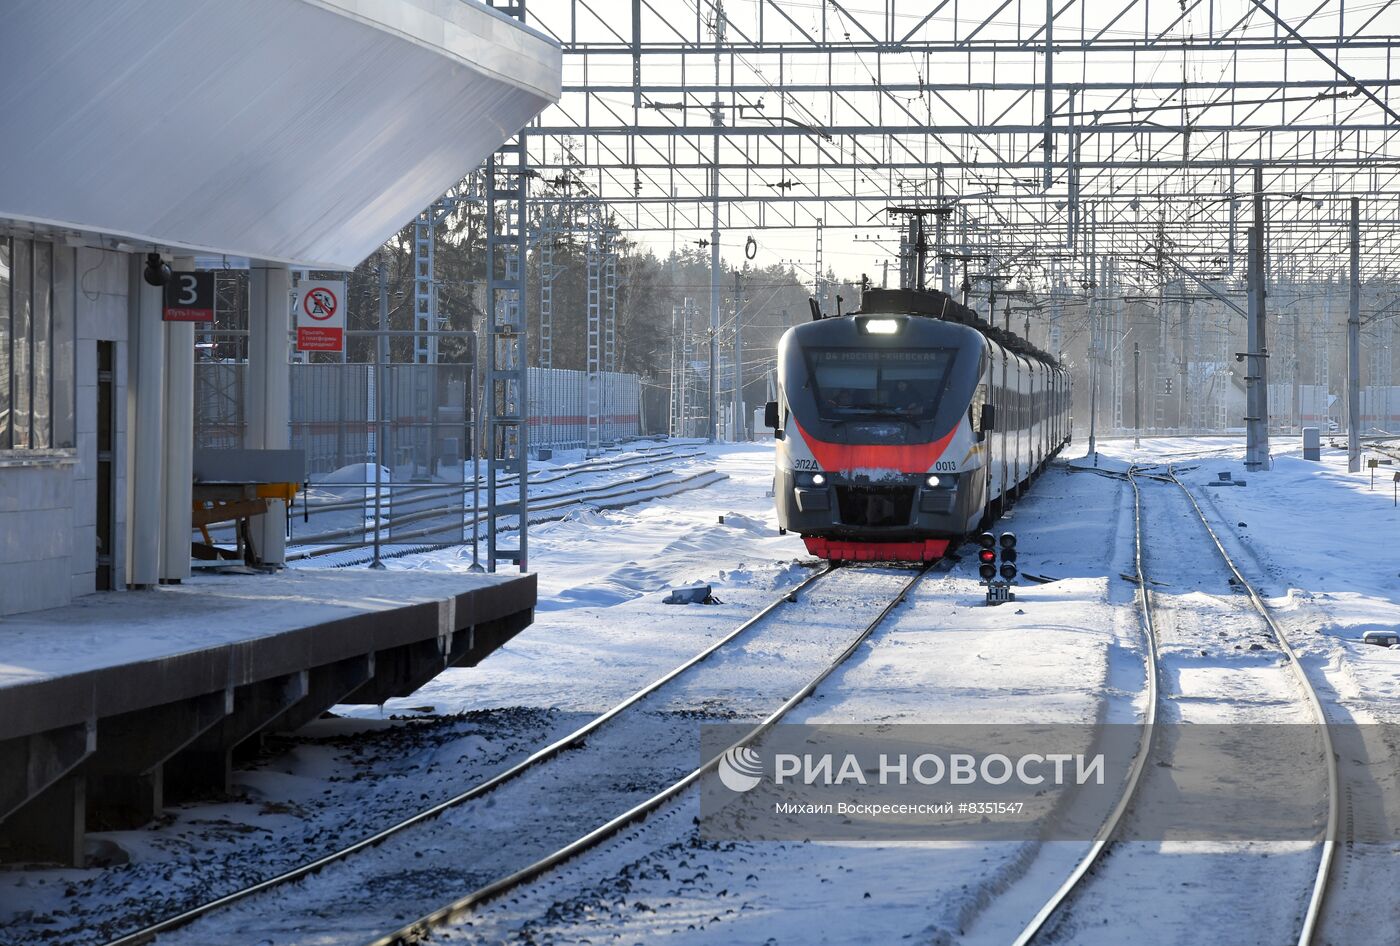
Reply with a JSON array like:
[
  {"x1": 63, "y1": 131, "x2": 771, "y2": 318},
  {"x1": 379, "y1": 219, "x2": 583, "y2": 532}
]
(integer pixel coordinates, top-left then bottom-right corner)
[
  {"x1": 162, "y1": 272, "x2": 215, "y2": 323},
  {"x1": 296, "y1": 279, "x2": 346, "y2": 352}
]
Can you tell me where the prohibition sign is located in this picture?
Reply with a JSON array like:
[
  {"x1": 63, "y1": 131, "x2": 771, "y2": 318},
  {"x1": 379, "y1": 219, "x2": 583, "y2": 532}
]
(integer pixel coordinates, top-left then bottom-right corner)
[{"x1": 303, "y1": 286, "x2": 339, "y2": 321}]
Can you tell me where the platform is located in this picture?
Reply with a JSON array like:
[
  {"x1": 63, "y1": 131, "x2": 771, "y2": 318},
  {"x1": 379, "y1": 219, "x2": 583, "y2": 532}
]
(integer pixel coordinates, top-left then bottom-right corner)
[{"x1": 0, "y1": 568, "x2": 535, "y2": 866}]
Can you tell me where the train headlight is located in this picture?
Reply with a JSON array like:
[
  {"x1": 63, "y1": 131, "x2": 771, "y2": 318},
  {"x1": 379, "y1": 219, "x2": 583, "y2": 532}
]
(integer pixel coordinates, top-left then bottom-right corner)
[
  {"x1": 795, "y1": 471, "x2": 827, "y2": 487},
  {"x1": 859, "y1": 317, "x2": 900, "y2": 335},
  {"x1": 811, "y1": 473, "x2": 826, "y2": 486},
  {"x1": 926, "y1": 474, "x2": 941, "y2": 488}
]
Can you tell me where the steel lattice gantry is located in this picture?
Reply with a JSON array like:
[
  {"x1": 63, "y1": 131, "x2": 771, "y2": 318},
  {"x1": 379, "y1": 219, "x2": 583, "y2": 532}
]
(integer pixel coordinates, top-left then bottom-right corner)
[
  {"x1": 502, "y1": 0, "x2": 1400, "y2": 460},
  {"x1": 516, "y1": 0, "x2": 1400, "y2": 287},
  {"x1": 485, "y1": 106, "x2": 532, "y2": 569}
]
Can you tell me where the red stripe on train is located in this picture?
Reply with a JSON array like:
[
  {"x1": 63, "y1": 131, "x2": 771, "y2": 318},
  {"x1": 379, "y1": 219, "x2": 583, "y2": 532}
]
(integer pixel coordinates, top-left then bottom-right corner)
[{"x1": 793, "y1": 420, "x2": 957, "y2": 474}]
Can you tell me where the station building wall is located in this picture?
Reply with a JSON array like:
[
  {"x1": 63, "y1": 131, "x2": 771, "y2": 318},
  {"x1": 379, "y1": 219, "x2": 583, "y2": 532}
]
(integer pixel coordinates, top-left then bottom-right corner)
[{"x1": 0, "y1": 240, "x2": 129, "y2": 615}]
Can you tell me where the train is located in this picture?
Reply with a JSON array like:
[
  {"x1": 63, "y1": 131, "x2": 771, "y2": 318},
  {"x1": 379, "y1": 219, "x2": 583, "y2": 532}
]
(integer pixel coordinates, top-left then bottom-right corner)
[{"x1": 764, "y1": 286, "x2": 1071, "y2": 562}]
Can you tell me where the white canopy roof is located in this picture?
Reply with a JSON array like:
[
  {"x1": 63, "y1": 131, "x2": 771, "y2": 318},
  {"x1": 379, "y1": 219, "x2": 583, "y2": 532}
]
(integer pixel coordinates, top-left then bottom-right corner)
[{"x1": 0, "y1": 0, "x2": 561, "y2": 268}]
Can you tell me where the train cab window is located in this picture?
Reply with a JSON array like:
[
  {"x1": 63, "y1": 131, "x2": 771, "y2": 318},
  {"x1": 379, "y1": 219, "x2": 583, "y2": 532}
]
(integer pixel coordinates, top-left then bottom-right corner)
[
  {"x1": 970, "y1": 383, "x2": 989, "y2": 438},
  {"x1": 805, "y1": 347, "x2": 955, "y2": 423}
]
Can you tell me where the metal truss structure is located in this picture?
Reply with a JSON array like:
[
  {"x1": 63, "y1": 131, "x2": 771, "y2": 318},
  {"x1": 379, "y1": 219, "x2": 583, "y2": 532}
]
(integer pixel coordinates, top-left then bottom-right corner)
[
  {"x1": 485, "y1": 0, "x2": 532, "y2": 571},
  {"x1": 497, "y1": 0, "x2": 1400, "y2": 462},
  {"x1": 517, "y1": 0, "x2": 1400, "y2": 288}
]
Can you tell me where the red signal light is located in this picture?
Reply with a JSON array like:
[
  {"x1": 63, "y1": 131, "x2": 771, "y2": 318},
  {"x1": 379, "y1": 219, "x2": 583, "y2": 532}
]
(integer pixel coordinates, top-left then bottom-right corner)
[{"x1": 978, "y1": 549, "x2": 997, "y2": 563}]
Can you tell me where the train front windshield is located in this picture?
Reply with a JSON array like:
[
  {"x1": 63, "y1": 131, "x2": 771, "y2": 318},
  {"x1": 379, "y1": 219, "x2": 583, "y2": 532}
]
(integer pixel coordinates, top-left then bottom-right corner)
[{"x1": 805, "y1": 347, "x2": 956, "y2": 422}]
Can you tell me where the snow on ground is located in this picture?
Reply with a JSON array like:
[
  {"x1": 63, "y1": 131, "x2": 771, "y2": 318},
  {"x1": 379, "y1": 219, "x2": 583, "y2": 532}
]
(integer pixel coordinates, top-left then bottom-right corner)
[
  {"x1": 358, "y1": 444, "x2": 810, "y2": 715},
  {"x1": 1093, "y1": 435, "x2": 1400, "y2": 945},
  {"x1": 432, "y1": 449, "x2": 1143, "y2": 946},
  {"x1": 17, "y1": 435, "x2": 1383, "y2": 946}
]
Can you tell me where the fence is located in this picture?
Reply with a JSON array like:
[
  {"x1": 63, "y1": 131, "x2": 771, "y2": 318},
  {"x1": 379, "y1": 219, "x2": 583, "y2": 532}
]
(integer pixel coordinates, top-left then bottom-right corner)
[
  {"x1": 196, "y1": 362, "x2": 645, "y2": 480},
  {"x1": 528, "y1": 366, "x2": 641, "y2": 452}
]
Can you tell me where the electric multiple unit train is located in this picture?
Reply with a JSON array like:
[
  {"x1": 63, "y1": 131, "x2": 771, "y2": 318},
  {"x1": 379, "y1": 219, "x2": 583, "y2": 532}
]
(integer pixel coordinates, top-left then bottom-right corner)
[{"x1": 765, "y1": 287, "x2": 1071, "y2": 562}]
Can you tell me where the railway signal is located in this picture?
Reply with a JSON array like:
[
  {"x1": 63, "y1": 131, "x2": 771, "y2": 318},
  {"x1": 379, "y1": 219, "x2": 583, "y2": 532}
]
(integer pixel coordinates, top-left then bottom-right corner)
[
  {"x1": 999, "y1": 532, "x2": 1018, "y2": 581},
  {"x1": 981, "y1": 531, "x2": 1017, "y2": 605},
  {"x1": 977, "y1": 532, "x2": 998, "y2": 580}
]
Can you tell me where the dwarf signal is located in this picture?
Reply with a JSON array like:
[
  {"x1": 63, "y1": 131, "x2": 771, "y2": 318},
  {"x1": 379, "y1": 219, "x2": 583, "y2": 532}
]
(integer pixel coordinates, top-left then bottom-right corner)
[
  {"x1": 977, "y1": 532, "x2": 998, "y2": 580},
  {"x1": 999, "y1": 532, "x2": 1018, "y2": 581},
  {"x1": 980, "y1": 531, "x2": 1018, "y2": 605}
]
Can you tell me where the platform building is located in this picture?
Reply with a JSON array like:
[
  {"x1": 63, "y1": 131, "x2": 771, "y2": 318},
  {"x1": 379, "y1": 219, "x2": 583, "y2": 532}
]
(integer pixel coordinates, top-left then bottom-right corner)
[{"x1": 0, "y1": 0, "x2": 560, "y2": 863}]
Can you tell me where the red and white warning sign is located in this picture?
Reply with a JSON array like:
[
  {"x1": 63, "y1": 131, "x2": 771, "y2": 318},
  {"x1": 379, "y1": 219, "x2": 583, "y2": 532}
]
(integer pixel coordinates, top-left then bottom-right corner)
[{"x1": 296, "y1": 280, "x2": 346, "y2": 352}]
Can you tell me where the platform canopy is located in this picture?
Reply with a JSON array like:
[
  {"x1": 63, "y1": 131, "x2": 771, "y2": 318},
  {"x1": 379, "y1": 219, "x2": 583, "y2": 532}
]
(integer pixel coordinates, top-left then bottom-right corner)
[{"x1": 0, "y1": 0, "x2": 561, "y2": 269}]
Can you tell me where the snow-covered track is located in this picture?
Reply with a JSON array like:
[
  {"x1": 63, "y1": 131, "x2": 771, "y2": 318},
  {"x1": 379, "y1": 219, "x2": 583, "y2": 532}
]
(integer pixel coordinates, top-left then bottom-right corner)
[
  {"x1": 298, "y1": 448, "x2": 704, "y2": 520},
  {"x1": 1009, "y1": 467, "x2": 1160, "y2": 946},
  {"x1": 1161, "y1": 465, "x2": 1338, "y2": 946},
  {"x1": 362, "y1": 563, "x2": 936, "y2": 946},
  {"x1": 287, "y1": 466, "x2": 724, "y2": 564},
  {"x1": 99, "y1": 562, "x2": 857, "y2": 946},
  {"x1": 1014, "y1": 464, "x2": 1338, "y2": 946}
]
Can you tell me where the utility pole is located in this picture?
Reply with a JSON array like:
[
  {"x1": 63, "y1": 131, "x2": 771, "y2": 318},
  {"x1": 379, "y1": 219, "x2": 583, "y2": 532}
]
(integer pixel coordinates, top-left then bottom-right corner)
[
  {"x1": 1088, "y1": 256, "x2": 1099, "y2": 465},
  {"x1": 1244, "y1": 163, "x2": 1271, "y2": 470},
  {"x1": 1042, "y1": 0, "x2": 1054, "y2": 191},
  {"x1": 1292, "y1": 309, "x2": 1301, "y2": 432},
  {"x1": 732, "y1": 270, "x2": 744, "y2": 441},
  {"x1": 707, "y1": 2, "x2": 724, "y2": 443},
  {"x1": 371, "y1": 254, "x2": 389, "y2": 570},
  {"x1": 1256, "y1": 164, "x2": 1271, "y2": 465},
  {"x1": 1349, "y1": 197, "x2": 1362, "y2": 472},
  {"x1": 1133, "y1": 342, "x2": 1141, "y2": 450},
  {"x1": 668, "y1": 304, "x2": 680, "y2": 437},
  {"x1": 1179, "y1": 296, "x2": 1191, "y2": 432}
]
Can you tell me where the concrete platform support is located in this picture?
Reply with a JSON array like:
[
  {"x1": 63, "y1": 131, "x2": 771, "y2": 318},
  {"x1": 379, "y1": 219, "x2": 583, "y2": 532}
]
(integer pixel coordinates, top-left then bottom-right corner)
[
  {"x1": 0, "y1": 722, "x2": 95, "y2": 823},
  {"x1": 126, "y1": 253, "x2": 166, "y2": 588},
  {"x1": 165, "y1": 672, "x2": 308, "y2": 800},
  {"x1": 161, "y1": 259, "x2": 195, "y2": 583},
  {"x1": 85, "y1": 691, "x2": 231, "y2": 830},
  {"x1": 0, "y1": 776, "x2": 85, "y2": 866},
  {"x1": 269, "y1": 654, "x2": 374, "y2": 733},
  {"x1": 344, "y1": 610, "x2": 534, "y2": 704},
  {"x1": 0, "y1": 571, "x2": 536, "y2": 864},
  {"x1": 247, "y1": 263, "x2": 291, "y2": 565}
]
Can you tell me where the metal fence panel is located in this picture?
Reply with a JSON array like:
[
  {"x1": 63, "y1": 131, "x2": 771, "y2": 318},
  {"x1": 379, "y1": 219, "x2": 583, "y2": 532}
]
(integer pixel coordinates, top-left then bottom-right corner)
[{"x1": 196, "y1": 363, "x2": 648, "y2": 475}]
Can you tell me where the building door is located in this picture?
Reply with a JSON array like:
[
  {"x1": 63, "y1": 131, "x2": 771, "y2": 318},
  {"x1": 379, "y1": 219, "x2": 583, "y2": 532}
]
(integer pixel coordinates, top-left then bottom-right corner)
[{"x1": 96, "y1": 341, "x2": 115, "y2": 590}]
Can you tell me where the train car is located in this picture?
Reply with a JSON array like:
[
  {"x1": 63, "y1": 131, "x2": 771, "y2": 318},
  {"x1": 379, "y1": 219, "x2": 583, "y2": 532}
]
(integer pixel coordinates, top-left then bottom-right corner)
[{"x1": 764, "y1": 286, "x2": 1071, "y2": 562}]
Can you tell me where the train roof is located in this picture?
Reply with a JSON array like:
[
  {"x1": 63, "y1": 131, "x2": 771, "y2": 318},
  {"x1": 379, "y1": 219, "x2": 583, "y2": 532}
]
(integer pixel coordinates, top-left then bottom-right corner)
[{"x1": 853, "y1": 287, "x2": 1062, "y2": 368}]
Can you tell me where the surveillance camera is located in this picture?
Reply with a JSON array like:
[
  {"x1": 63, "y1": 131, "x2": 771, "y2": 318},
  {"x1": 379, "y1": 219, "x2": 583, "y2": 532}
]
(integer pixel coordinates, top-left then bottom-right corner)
[{"x1": 143, "y1": 252, "x2": 171, "y2": 287}]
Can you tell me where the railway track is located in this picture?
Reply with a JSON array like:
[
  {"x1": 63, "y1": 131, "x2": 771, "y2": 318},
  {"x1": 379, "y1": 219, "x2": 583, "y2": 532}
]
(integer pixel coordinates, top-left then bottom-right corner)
[
  {"x1": 363, "y1": 562, "x2": 934, "y2": 946},
  {"x1": 101, "y1": 563, "x2": 933, "y2": 946},
  {"x1": 1008, "y1": 464, "x2": 1338, "y2": 945},
  {"x1": 198, "y1": 446, "x2": 704, "y2": 562},
  {"x1": 287, "y1": 464, "x2": 724, "y2": 565},
  {"x1": 296, "y1": 447, "x2": 704, "y2": 523}
]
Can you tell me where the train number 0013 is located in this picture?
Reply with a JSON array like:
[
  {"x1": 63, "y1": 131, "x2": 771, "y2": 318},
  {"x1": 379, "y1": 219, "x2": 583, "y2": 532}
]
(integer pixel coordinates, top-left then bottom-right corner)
[{"x1": 933, "y1": 460, "x2": 958, "y2": 472}]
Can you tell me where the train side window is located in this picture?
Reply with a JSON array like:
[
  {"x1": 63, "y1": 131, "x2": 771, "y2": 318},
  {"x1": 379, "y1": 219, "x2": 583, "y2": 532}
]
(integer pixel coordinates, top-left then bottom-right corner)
[{"x1": 970, "y1": 383, "x2": 989, "y2": 439}]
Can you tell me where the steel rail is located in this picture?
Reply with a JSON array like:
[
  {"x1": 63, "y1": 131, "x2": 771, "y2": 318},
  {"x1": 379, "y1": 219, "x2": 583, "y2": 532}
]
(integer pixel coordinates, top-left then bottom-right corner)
[
  {"x1": 1010, "y1": 467, "x2": 1160, "y2": 946},
  {"x1": 364, "y1": 562, "x2": 936, "y2": 946},
  {"x1": 101, "y1": 564, "x2": 837, "y2": 946},
  {"x1": 286, "y1": 467, "x2": 724, "y2": 561},
  {"x1": 1016, "y1": 464, "x2": 1338, "y2": 945},
  {"x1": 1164, "y1": 465, "x2": 1338, "y2": 946},
  {"x1": 289, "y1": 455, "x2": 703, "y2": 544},
  {"x1": 298, "y1": 449, "x2": 702, "y2": 519}
]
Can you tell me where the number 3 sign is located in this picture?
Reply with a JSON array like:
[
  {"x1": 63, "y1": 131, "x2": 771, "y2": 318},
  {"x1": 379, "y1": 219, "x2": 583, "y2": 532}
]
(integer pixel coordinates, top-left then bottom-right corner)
[{"x1": 162, "y1": 272, "x2": 215, "y2": 322}]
